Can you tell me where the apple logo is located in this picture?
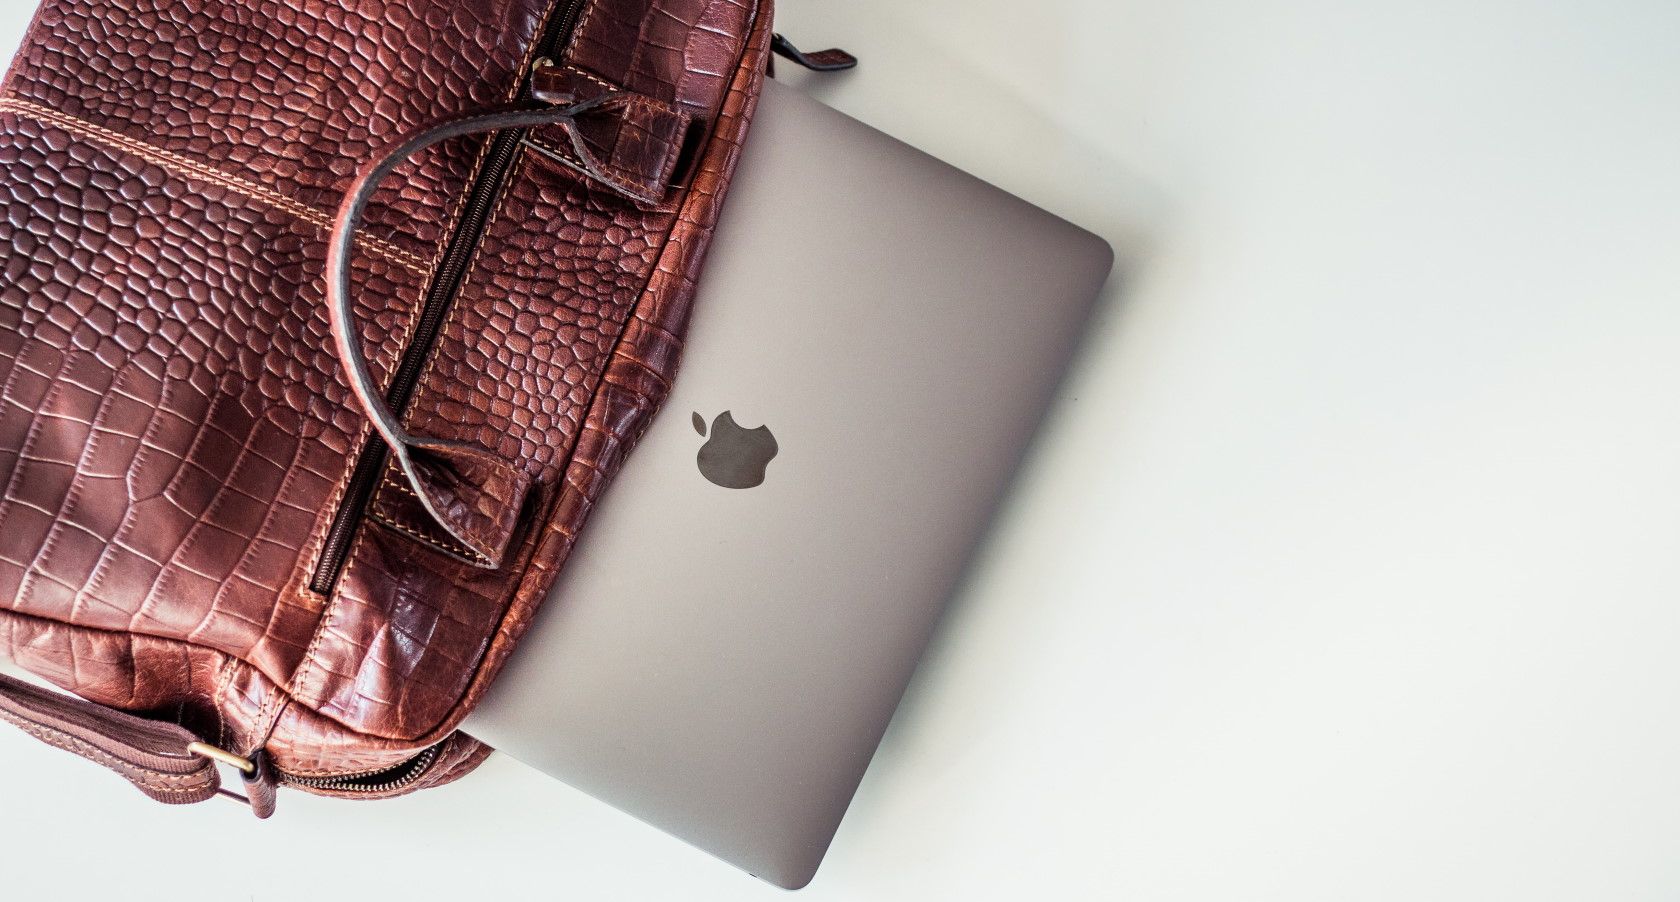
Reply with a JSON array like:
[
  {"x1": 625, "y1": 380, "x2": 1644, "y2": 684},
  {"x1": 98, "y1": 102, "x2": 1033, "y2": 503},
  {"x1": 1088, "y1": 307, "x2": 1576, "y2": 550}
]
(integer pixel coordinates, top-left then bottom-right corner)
[{"x1": 692, "y1": 411, "x2": 778, "y2": 489}]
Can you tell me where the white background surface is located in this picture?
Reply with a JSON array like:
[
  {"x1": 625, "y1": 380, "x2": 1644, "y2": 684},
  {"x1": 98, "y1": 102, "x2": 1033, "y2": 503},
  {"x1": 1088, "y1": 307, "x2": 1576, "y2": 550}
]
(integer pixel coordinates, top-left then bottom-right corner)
[{"x1": 2, "y1": 1, "x2": 1678, "y2": 899}]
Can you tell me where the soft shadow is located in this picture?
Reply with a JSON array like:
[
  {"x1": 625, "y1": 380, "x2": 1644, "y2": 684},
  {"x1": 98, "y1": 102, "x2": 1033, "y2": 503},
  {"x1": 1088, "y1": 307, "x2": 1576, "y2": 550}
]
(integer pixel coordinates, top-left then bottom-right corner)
[{"x1": 772, "y1": 6, "x2": 1175, "y2": 860}]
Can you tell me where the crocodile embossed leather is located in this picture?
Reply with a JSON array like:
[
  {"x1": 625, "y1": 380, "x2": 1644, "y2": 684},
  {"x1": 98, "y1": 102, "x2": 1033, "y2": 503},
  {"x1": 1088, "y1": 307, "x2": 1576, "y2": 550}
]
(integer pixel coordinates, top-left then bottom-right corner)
[{"x1": 0, "y1": 0, "x2": 772, "y2": 813}]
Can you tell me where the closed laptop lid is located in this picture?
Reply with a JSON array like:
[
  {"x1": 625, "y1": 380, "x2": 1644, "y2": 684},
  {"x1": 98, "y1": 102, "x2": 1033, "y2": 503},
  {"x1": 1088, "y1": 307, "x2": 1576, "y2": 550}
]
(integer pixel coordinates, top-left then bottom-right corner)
[{"x1": 464, "y1": 77, "x2": 1112, "y2": 888}]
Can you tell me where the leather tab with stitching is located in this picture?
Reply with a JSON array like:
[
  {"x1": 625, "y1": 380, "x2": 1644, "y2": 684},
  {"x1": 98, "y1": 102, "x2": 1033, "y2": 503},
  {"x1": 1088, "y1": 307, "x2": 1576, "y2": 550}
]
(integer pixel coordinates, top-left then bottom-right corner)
[{"x1": 529, "y1": 62, "x2": 692, "y2": 206}]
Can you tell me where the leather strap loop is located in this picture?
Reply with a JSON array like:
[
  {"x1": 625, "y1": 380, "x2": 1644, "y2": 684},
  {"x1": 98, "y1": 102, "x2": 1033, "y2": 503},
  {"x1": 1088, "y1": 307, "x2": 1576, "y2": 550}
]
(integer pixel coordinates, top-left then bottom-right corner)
[
  {"x1": 0, "y1": 672, "x2": 228, "y2": 809},
  {"x1": 529, "y1": 62, "x2": 692, "y2": 205},
  {"x1": 327, "y1": 93, "x2": 685, "y2": 570}
]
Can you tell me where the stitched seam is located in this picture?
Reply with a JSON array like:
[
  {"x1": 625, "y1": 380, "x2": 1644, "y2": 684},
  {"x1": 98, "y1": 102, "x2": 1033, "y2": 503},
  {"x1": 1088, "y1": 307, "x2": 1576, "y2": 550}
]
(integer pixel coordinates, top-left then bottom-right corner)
[
  {"x1": 189, "y1": 409, "x2": 308, "y2": 646},
  {"x1": 0, "y1": 96, "x2": 428, "y2": 272},
  {"x1": 262, "y1": 0, "x2": 753, "y2": 752},
  {"x1": 17, "y1": 723, "x2": 206, "y2": 792},
  {"x1": 291, "y1": 422, "x2": 372, "y2": 613},
  {"x1": 211, "y1": 654, "x2": 237, "y2": 749},
  {"x1": 339, "y1": 0, "x2": 571, "y2": 564},
  {"x1": 400, "y1": 149, "x2": 530, "y2": 426},
  {"x1": 619, "y1": 1, "x2": 658, "y2": 105},
  {"x1": 515, "y1": 0, "x2": 570, "y2": 96},
  {"x1": 0, "y1": 714, "x2": 209, "y2": 793},
  {"x1": 418, "y1": 134, "x2": 496, "y2": 290},
  {"x1": 563, "y1": 0, "x2": 605, "y2": 66},
  {"x1": 453, "y1": 0, "x2": 567, "y2": 286},
  {"x1": 268, "y1": 120, "x2": 547, "y2": 744},
  {"x1": 561, "y1": 64, "x2": 614, "y2": 91},
  {"x1": 436, "y1": 485, "x2": 502, "y2": 557},
  {"x1": 571, "y1": 116, "x2": 681, "y2": 186},
  {"x1": 372, "y1": 477, "x2": 500, "y2": 561},
  {"x1": 360, "y1": 0, "x2": 575, "y2": 438},
  {"x1": 368, "y1": 512, "x2": 485, "y2": 563},
  {"x1": 267, "y1": 557, "x2": 348, "y2": 744},
  {"x1": 0, "y1": 97, "x2": 430, "y2": 276},
  {"x1": 268, "y1": 0, "x2": 569, "y2": 744},
  {"x1": 364, "y1": 150, "x2": 530, "y2": 528},
  {"x1": 525, "y1": 136, "x2": 599, "y2": 178},
  {"x1": 252, "y1": 0, "x2": 766, "y2": 753},
  {"x1": 413, "y1": 0, "x2": 559, "y2": 288},
  {"x1": 546, "y1": 0, "x2": 755, "y2": 461},
  {"x1": 372, "y1": 471, "x2": 490, "y2": 562},
  {"x1": 418, "y1": 0, "x2": 766, "y2": 748},
  {"x1": 524, "y1": 136, "x2": 658, "y2": 205},
  {"x1": 298, "y1": 126, "x2": 526, "y2": 730},
  {"x1": 553, "y1": 63, "x2": 674, "y2": 116},
  {"x1": 415, "y1": 0, "x2": 565, "y2": 296},
  {"x1": 382, "y1": 476, "x2": 418, "y2": 500},
  {"x1": 253, "y1": 421, "x2": 378, "y2": 745}
]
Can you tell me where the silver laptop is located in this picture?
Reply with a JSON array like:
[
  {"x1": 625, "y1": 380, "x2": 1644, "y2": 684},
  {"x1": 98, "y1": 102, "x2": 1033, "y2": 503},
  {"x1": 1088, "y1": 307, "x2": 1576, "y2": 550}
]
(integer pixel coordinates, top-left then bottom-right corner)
[{"x1": 464, "y1": 77, "x2": 1112, "y2": 889}]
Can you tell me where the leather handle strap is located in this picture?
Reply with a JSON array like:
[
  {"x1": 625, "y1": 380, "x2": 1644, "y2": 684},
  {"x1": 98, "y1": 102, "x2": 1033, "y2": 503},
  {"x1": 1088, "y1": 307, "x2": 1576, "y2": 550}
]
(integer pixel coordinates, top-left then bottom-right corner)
[
  {"x1": 327, "y1": 88, "x2": 690, "y2": 570},
  {"x1": 0, "y1": 671, "x2": 275, "y2": 816}
]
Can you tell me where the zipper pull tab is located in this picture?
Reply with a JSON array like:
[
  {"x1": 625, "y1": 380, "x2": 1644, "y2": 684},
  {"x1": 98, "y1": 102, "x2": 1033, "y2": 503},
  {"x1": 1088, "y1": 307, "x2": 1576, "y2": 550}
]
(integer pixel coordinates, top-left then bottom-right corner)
[
  {"x1": 189, "y1": 741, "x2": 279, "y2": 818},
  {"x1": 770, "y1": 34, "x2": 858, "y2": 72}
]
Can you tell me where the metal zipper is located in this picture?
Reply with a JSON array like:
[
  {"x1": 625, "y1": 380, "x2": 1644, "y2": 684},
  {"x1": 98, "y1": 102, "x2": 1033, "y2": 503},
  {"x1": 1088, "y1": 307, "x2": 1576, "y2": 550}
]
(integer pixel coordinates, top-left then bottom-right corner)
[
  {"x1": 309, "y1": 0, "x2": 589, "y2": 594},
  {"x1": 279, "y1": 743, "x2": 442, "y2": 793}
]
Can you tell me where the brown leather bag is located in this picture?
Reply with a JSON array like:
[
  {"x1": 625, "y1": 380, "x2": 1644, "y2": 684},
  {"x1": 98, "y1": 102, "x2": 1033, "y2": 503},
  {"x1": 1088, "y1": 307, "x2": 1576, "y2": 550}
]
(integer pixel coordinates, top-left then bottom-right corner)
[{"x1": 0, "y1": 0, "x2": 776, "y2": 815}]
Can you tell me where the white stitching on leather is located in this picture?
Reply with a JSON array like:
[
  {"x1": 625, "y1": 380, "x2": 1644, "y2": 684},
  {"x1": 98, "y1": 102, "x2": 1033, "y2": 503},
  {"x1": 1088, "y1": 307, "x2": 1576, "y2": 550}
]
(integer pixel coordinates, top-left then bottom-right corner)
[
  {"x1": 0, "y1": 96, "x2": 430, "y2": 276},
  {"x1": 368, "y1": 511, "x2": 486, "y2": 564},
  {"x1": 0, "y1": 714, "x2": 210, "y2": 794}
]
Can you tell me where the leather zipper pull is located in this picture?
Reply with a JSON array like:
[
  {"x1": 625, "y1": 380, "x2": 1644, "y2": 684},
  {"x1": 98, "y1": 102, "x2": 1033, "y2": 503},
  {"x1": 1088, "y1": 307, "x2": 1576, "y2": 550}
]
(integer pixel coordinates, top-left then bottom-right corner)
[
  {"x1": 770, "y1": 33, "x2": 858, "y2": 72},
  {"x1": 242, "y1": 748, "x2": 279, "y2": 819}
]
